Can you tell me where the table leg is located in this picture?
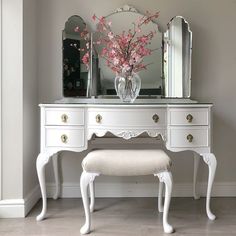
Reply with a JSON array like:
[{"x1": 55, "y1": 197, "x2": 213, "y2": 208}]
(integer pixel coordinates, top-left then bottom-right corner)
[
  {"x1": 201, "y1": 153, "x2": 217, "y2": 220},
  {"x1": 36, "y1": 151, "x2": 54, "y2": 221},
  {"x1": 52, "y1": 153, "x2": 60, "y2": 200},
  {"x1": 193, "y1": 153, "x2": 201, "y2": 200}
]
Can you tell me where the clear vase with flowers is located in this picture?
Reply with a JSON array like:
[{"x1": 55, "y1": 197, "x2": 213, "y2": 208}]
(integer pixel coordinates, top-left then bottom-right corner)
[
  {"x1": 76, "y1": 11, "x2": 160, "y2": 102},
  {"x1": 93, "y1": 11, "x2": 159, "y2": 102}
]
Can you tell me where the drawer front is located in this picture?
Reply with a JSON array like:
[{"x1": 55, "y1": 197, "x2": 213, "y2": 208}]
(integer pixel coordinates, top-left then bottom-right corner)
[
  {"x1": 88, "y1": 108, "x2": 166, "y2": 127},
  {"x1": 170, "y1": 128, "x2": 209, "y2": 147},
  {"x1": 169, "y1": 108, "x2": 209, "y2": 126},
  {"x1": 45, "y1": 109, "x2": 84, "y2": 126},
  {"x1": 45, "y1": 127, "x2": 84, "y2": 148}
]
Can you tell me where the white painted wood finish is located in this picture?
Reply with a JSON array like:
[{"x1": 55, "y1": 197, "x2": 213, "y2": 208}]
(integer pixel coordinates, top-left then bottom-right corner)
[
  {"x1": 169, "y1": 108, "x2": 208, "y2": 126},
  {"x1": 36, "y1": 102, "x2": 217, "y2": 222},
  {"x1": 45, "y1": 108, "x2": 84, "y2": 126},
  {"x1": 80, "y1": 170, "x2": 174, "y2": 234}
]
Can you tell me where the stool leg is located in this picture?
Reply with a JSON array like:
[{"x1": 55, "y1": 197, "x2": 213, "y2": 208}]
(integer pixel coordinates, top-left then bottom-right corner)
[
  {"x1": 156, "y1": 172, "x2": 174, "y2": 234},
  {"x1": 89, "y1": 181, "x2": 95, "y2": 213},
  {"x1": 80, "y1": 171, "x2": 99, "y2": 235},
  {"x1": 158, "y1": 182, "x2": 164, "y2": 212}
]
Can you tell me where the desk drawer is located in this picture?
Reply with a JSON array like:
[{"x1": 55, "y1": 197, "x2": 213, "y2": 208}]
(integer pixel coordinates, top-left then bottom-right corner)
[
  {"x1": 45, "y1": 127, "x2": 84, "y2": 148},
  {"x1": 45, "y1": 108, "x2": 84, "y2": 126},
  {"x1": 169, "y1": 108, "x2": 209, "y2": 126},
  {"x1": 88, "y1": 109, "x2": 166, "y2": 127},
  {"x1": 170, "y1": 127, "x2": 209, "y2": 148}
]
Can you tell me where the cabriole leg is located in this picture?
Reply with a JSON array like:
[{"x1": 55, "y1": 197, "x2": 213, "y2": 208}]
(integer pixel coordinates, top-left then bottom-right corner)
[
  {"x1": 202, "y1": 153, "x2": 217, "y2": 220},
  {"x1": 52, "y1": 153, "x2": 60, "y2": 200},
  {"x1": 158, "y1": 182, "x2": 164, "y2": 212},
  {"x1": 193, "y1": 152, "x2": 201, "y2": 200},
  {"x1": 89, "y1": 181, "x2": 95, "y2": 213},
  {"x1": 80, "y1": 171, "x2": 99, "y2": 235},
  {"x1": 36, "y1": 152, "x2": 54, "y2": 221},
  {"x1": 156, "y1": 172, "x2": 174, "y2": 234}
]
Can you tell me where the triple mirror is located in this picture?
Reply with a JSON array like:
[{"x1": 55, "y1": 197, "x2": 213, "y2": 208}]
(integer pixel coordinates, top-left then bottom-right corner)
[{"x1": 62, "y1": 5, "x2": 192, "y2": 98}]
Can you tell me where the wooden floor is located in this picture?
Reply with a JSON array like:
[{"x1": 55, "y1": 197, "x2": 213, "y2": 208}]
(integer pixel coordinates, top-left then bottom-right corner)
[{"x1": 0, "y1": 197, "x2": 236, "y2": 235}]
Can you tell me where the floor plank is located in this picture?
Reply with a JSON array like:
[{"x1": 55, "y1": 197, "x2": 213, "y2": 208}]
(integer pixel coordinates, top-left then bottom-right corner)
[{"x1": 0, "y1": 197, "x2": 236, "y2": 235}]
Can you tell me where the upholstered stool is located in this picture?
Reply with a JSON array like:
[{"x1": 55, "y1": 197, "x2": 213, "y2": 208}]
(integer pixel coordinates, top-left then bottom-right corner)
[{"x1": 80, "y1": 149, "x2": 174, "y2": 234}]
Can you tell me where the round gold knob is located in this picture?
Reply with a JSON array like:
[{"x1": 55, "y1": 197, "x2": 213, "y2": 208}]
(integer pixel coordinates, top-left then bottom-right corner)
[
  {"x1": 186, "y1": 114, "x2": 193, "y2": 123},
  {"x1": 61, "y1": 114, "x2": 68, "y2": 123},
  {"x1": 96, "y1": 114, "x2": 102, "y2": 123},
  {"x1": 152, "y1": 114, "x2": 159, "y2": 123},
  {"x1": 186, "y1": 134, "x2": 193, "y2": 143},
  {"x1": 61, "y1": 134, "x2": 68, "y2": 143}
]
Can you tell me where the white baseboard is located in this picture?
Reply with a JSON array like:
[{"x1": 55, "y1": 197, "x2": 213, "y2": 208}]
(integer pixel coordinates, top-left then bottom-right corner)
[
  {"x1": 0, "y1": 185, "x2": 41, "y2": 218},
  {"x1": 1, "y1": 181, "x2": 236, "y2": 218},
  {"x1": 46, "y1": 181, "x2": 236, "y2": 198},
  {"x1": 0, "y1": 199, "x2": 25, "y2": 218}
]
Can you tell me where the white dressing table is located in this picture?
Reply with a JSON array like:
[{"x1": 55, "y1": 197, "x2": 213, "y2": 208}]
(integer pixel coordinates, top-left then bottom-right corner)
[{"x1": 36, "y1": 98, "x2": 217, "y2": 221}]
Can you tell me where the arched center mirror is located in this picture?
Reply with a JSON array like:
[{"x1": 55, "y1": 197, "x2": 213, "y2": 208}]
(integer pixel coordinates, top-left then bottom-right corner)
[{"x1": 92, "y1": 5, "x2": 163, "y2": 97}]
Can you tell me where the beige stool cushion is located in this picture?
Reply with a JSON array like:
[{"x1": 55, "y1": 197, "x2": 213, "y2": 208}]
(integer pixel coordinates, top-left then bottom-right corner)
[{"x1": 82, "y1": 149, "x2": 171, "y2": 176}]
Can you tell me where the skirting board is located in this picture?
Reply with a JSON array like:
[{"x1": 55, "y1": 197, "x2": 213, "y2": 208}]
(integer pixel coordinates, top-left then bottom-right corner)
[
  {"x1": 0, "y1": 185, "x2": 41, "y2": 218},
  {"x1": 1, "y1": 182, "x2": 236, "y2": 218},
  {"x1": 47, "y1": 182, "x2": 236, "y2": 198}
]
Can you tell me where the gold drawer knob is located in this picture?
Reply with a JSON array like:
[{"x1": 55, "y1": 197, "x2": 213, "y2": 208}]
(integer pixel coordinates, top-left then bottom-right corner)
[
  {"x1": 61, "y1": 134, "x2": 68, "y2": 143},
  {"x1": 186, "y1": 134, "x2": 193, "y2": 143},
  {"x1": 152, "y1": 114, "x2": 159, "y2": 123},
  {"x1": 186, "y1": 114, "x2": 193, "y2": 123},
  {"x1": 96, "y1": 114, "x2": 102, "y2": 123},
  {"x1": 61, "y1": 114, "x2": 68, "y2": 123}
]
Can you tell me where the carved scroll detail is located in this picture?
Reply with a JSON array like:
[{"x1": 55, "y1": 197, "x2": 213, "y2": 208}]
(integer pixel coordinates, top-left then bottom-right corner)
[{"x1": 88, "y1": 129, "x2": 166, "y2": 141}]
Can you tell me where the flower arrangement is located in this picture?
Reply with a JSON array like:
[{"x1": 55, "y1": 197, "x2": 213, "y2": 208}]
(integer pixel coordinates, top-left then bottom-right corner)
[
  {"x1": 92, "y1": 11, "x2": 159, "y2": 75},
  {"x1": 72, "y1": 10, "x2": 160, "y2": 102}
]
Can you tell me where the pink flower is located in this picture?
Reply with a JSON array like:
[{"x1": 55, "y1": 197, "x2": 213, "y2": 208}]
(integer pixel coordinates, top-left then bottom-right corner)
[
  {"x1": 139, "y1": 36, "x2": 148, "y2": 44},
  {"x1": 108, "y1": 32, "x2": 114, "y2": 40},
  {"x1": 101, "y1": 48, "x2": 108, "y2": 56},
  {"x1": 92, "y1": 14, "x2": 96, "y2": 21},
  {"x1": 90, "y1": 11, "x2": 159, "y2": 75},
  {"x1": 74, "y1": 26, "x2": 80, "y2": 32},
  {"x1": 113, "y1": 57, "x2": 119, "y2": 65},
  {"x1": 99, "y1": 16, "x2": 106, "y2": 25},
  {"x1": 82, "y1": 52, "x2": 89, "y2": 67}
]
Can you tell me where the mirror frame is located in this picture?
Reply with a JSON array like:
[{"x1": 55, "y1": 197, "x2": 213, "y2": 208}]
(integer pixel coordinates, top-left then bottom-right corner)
[
  {"x1": 62, "y1": 7, "x2": 193, "y2": 99},
  {"x1": 164, "y1": 16, "x2": 192, "y2": 98}
]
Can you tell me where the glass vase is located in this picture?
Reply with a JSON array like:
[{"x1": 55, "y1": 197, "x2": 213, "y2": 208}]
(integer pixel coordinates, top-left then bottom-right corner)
[{"x1": 114, "y1": 70, "x2": 141, "y2": 103}]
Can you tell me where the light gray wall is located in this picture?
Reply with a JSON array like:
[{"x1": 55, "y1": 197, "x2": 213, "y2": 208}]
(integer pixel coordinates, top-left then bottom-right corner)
[
  {"x1": 2, "y1": 0, "x2": 23, "y2": 199},
  {"x1": 37, "y1": 0, "x2": 236, "y2": 189},
  {"x1": 23, "y1": 0, "x2": 38, "y2": 198},
  {"x1": 1, "y1": 0, "x2": 39, "y2": 200}
]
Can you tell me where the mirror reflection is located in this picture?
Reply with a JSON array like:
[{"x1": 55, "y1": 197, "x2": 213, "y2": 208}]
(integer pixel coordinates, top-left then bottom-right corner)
[
  {"x1": 63, "y1": 15, "x2": 90, "y2": 97},
  {"x1": 164, "y1": 16, "x2": 192, "y2": 97},
  {"x1": 93, "y1": 8, "x2": 163, "y2": 96},
  {"x1": 62, "y1": 10, "x2": 193, "y2": 99}
]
